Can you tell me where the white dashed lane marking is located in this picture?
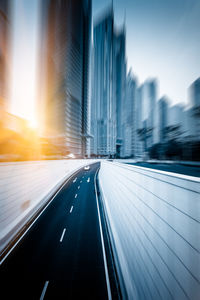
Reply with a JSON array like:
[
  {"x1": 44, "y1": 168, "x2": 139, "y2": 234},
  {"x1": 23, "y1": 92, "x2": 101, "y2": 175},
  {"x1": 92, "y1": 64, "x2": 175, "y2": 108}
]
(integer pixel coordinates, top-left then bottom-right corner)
[
  {"x1": 40, "y1": 281, "x2": 49, "y2": 300},
  {"x1": 60, "y1": 228, "x2": 66, "y2": 243}
]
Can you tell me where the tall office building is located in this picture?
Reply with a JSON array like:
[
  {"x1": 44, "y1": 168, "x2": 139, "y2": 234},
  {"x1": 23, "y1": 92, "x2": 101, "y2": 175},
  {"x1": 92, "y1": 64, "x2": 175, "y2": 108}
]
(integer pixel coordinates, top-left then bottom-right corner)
[
  {"x1": 166, "y1": 104, "x2": 184, "y2": 141},
  {"x1": 0, "y1": 0, "x2": 10, "y2": 111},
  {"x1": 141, "y1": 79, "x2": 157, "y2": 149},
  {"x1": 158, "y1": 97, "x2": 169, "y2": 143},
  {"x1": 91, "y1": 8, "x2": 127, "y2": 157},
  {"x1": 168, "y1": 104, "x2": 184, "y2": 127},
  {"x1": 39, "y1": 0, "x2": 91, "y2": 157},
  {"x1": 135, "y1": 86, "x2": 143, "y2": 157},
  {"x1": 190, "y1": 78, "x2": 200, "y2": 108},
  {"x1": 182, "y1": 108, "x2": 195, "y2": 139},
  {"x1": 121, "y1": 70, "x2": 137, "y2": 158},
  {"x1": 91, "y1": 8, "x2": 116, "y2": 157},
  {"x1": 114, "y1": 27, "x2": 126, "y2": 157},
  {"x1": 189, "y1": 78, "x2": 200, "y2": 139}
]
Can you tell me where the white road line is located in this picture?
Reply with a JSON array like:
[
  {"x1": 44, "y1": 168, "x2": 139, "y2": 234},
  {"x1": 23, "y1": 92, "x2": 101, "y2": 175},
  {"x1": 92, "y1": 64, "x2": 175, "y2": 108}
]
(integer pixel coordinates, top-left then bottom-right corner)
[
  {"x1": 0, "y1": 169, "x2": 79, "y2": 266},
  {"x1": 75, "y1": 194, "x2": 78, "y2": 198},
  {"x1": 80, "y1": 181, "x2": 82, "y2": 183},
  {"x1": 94, "y1": 168, "x2": 112, "y2": 300},
  {"x1": 40, "y1": 281, "x2": 49, "y2": 300},
  {"x1": 87, "y1": 177, "x2": 90, "y2": 183},
  {"x1": 60, "y1": 228, "x2": 66, "y2": 243},
  {"x1": 70, "y1": 206, "x2": 73, "y2": 213},
  {"x1": 78, "y1": 186, "x2": 80, "y2": 189},
  {"x1": 73, "y1": 177, "x2": 77, "y2": 183}
]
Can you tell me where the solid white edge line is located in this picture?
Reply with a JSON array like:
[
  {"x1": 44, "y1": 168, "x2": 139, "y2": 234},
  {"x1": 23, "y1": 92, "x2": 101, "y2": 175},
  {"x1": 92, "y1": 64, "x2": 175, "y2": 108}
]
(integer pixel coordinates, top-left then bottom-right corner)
[
  {"x1": 94, "y1": 168, "x2": 112, "y2": 300},
  {"x1": 40, "y1": 281, "x2": 49, "y2": 300},
  {"x1": 0, "y1": 170, "x2": 79, "y2": 266},
  {"x1": 70, "y1": 206, "x2": 73, "y2": 213},
  {"x1": 60, "y1": 228, "x2": 66, "y2": 242}
]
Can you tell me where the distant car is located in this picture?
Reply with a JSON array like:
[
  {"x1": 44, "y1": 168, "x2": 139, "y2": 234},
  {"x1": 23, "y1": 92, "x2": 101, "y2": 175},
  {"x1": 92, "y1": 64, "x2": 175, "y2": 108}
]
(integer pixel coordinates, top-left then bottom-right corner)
[{"x1": 84, "y1": 165, "x2": 90, "y2": 170}]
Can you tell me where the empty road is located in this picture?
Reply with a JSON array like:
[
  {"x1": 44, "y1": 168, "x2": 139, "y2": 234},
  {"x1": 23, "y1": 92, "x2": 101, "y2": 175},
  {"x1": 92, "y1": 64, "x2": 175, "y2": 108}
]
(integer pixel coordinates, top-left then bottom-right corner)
[
  {"x1": 126, "y1": 162, "x2": 200, "y2": 177},
  {"x1": 0, "y1": 162, "x2": 117, "y2": 299}
]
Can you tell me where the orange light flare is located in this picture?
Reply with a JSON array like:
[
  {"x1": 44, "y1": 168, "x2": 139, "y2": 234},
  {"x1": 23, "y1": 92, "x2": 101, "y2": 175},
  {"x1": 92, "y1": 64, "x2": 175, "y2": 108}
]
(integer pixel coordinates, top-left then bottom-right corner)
[{"x1": 0, "y1": 109, "x2": 42, "y2": 161}]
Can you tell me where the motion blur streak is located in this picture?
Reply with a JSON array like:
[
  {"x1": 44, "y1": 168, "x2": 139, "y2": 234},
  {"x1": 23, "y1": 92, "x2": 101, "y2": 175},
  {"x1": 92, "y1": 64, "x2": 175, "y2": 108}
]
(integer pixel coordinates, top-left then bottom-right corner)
[
  {"x1": 99, "y1": 161, "x2": 200, "y2": 300},
  {"x1": 9, "y1": 0, "x2": 40, "y2": 125}
]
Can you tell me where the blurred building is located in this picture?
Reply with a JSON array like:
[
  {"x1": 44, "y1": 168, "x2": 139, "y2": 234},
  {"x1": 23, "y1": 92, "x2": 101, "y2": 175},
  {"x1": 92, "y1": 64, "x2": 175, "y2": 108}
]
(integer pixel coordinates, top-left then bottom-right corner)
[
  {"x1": 189, "y1": 78, "x2": 200, "y2": 140},
  {"x1": 182, "y1": 108, "x2": 195, "y2": 140},
  {"x1": 121, "y1": 70, "x2": 137, "y2": 158},
  {"x1": 0, "y1": 0, "x2": 10, "y2": 112},
  {"x1": 167, "y1": 104, "x2": 184, "y2": 127},
  {"x1": 90, "y1": 7, "x2": 127, "y2": 157},
  {"x1": 38, "y1": 0, "x2": 92, "y2": 157},
  {"x1": 140, "y1": 79, "x2": 157, "y2": 150},
  {"x1": 166, "y1": 104, "x2": 184, "y2": 141},
  {"x1": 135, "y1": 86, "x2": 143, "y2": 157},
  {"x1": 2, "y1": 111, "x2": 28, "y2": 133},
  {"x1": 91, "y1": 8, "x2": 116, "y2": 157},
  {"x1": 190, "y1": 78, "x2": 200, "y2": 108},
  {"x1": 157, "y1": 97, "x2": 169, "y2": 143},
  {"x1": 114, "y1": 27, "x2": 127, "y2": 157}
]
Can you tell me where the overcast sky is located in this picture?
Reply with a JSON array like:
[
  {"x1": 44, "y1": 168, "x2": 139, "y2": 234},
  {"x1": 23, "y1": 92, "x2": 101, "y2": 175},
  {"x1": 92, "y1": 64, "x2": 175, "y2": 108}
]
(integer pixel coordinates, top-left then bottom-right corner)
[{"x1": 93, "y1": 0, "x2": 200, "y2": 106}]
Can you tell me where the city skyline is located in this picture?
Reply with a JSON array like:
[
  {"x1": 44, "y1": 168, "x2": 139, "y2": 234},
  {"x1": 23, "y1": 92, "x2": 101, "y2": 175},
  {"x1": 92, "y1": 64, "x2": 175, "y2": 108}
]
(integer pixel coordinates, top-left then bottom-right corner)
[
  {"x1": 0, "y1": 3, "x2": 200, "y2": 299},
  {"x1": 0, "y1": 0, "x2": 199, "y2": 160},
  {"x1": 93, "y1": 0, "x2": 200, "y2": 106},
  {"x1": 90, "y1": 8, "x2": 199, "y2": 159},
  {"x1": 6, "y1": 0, "x2": 200, "y2": 124}
]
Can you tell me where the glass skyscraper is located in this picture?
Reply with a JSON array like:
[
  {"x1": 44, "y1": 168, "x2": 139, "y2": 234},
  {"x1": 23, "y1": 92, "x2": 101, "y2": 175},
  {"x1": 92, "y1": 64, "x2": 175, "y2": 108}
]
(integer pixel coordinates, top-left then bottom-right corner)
[
  {"x1": 121, "y1": 71, "x2": 137, "y2": 158},
  {"x1": 39, "y1": 0, "x2": 91, "y2": 157},
  {"x1": 0, "y1": 0, "x2": 10, "y2": 111},
  {"x1": 91, "y1": 7, "x2": 126, "y2": 158}
]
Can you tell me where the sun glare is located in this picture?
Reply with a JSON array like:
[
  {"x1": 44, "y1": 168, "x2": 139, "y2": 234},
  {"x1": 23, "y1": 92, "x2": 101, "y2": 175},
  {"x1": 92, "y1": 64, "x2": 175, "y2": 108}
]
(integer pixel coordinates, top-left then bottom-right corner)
[
  {"x1": 28, "y1": 118, "x2": 38, "y2": 130},
  {"x1": 9, "y1": 0, "x2": 40, "y2": 125}
]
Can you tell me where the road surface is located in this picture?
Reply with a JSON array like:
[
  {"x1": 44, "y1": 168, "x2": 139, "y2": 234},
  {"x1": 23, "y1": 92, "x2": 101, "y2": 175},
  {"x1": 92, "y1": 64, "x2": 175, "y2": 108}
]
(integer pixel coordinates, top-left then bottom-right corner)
[
  {"x1": 126, "y1": 162, "x2": 200, "y2": 177},
  {"x1": 0, "y1": 162, "x2": 117, "y2": 299}
]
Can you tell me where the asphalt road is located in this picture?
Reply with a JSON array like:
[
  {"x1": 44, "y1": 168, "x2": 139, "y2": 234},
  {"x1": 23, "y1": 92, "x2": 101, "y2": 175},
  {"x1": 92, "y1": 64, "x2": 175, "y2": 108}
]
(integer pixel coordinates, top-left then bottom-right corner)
[
  {"x1": 126, "y1": 162, "x2": 200, "y2": 177},
  {"x1": 0, "y1": 162, "x2": 114, "y2": 299}
]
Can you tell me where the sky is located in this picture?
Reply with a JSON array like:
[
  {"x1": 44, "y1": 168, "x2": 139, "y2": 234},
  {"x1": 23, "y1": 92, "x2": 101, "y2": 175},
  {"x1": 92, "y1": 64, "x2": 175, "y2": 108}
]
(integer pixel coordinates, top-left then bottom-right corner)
[
  {"x1": 93, "y1": 0, "x2": 200, "y2": 106},
  {"x1": 9, "y1": 0, "x2": 200, "y2": 123},
  {"x1": 9, "y1": 0, "x2": 40, "y2": 125}
]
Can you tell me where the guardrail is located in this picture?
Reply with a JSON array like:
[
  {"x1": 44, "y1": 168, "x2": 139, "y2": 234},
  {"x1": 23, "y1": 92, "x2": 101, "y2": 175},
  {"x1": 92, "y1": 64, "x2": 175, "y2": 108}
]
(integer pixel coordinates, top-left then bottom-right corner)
[
  {"x1": 98, "y1": 161, "x2": 200, "y2": 300},
  {"x1": 0, "y1": 159, "x2": 94, "y2": 254}
]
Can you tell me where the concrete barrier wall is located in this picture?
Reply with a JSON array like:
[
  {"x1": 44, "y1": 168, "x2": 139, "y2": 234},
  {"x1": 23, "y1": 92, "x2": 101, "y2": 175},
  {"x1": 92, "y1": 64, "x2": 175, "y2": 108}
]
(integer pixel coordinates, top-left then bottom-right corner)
[
  {"x1": 98, "y1": 161, "x2": 200, "y2": 300},
  {"x1": 0, "y1": 159, "x2": 94, "y2": 252}
]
